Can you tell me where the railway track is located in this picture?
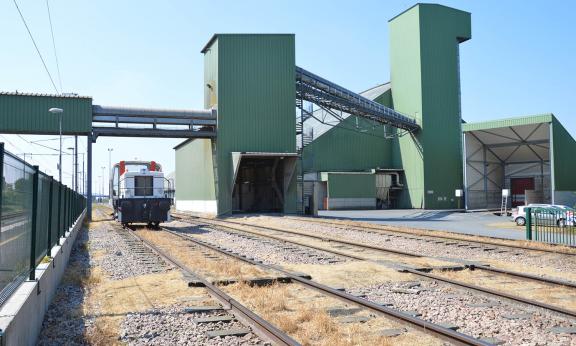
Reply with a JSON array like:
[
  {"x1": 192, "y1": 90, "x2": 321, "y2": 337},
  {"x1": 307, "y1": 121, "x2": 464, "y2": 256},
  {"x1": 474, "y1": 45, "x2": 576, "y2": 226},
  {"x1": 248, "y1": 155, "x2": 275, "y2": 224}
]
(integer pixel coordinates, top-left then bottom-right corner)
[
  {"x1": 179, "y1": 215, "x2": 576, "y2": 285},
  {"x1": 173, "y1": 216, "x2": 576, "y2": 320},
  {"x1": 283, "y1": 215, "x2": 576, "y2": 255},
  {"x1": 120, "y1": 225, "x2": 299, "y2": 346},
  {"x1": 148, "y1": 224, "x2": 489, "y2": 346}
]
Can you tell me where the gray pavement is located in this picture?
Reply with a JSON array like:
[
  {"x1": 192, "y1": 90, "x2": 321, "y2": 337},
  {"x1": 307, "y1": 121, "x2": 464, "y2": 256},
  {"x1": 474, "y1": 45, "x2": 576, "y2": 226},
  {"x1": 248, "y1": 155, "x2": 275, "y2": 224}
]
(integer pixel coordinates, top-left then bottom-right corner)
[{"x1": 318, "y1": 209, "x2": 526, "y2": 240}]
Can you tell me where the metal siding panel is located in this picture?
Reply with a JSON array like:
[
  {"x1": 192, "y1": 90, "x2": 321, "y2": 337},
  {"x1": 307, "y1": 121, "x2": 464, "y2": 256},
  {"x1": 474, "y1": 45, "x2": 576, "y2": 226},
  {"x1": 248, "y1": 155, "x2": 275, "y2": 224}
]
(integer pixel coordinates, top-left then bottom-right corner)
[
  {"x1": 462, "y1": 114, "x2": 553, "y2": 132},
  {"x1": 303, "y1": 119, "x2": 392, "y2": 173},
  {"x1": 328, "y1": 173, "x2": 376, "y2": 198},
  {"x1": 390, "y1": 4, "x2": 470, "y2": 209},
  {"x1": 0, "y1": 94, "x2": 92, "y2": 134},
  {"x1": 552, "y1": 117, "x2": 576, "y2": 191},
  {"x1": 390, "y1": 6, "x2": 425, "y2": 209},
  {"x1": 303, "y1": 90, "x2": 394, "y2": 173},
  {"x1": 175, "y1": 139, "x2": 216, "y2": 201},
  {"x1": 419, "y1": 5, "x2": 470, "y2": 209},
  {"x1": 214, "y1": 34, "x2": 296, "y2": 215}
]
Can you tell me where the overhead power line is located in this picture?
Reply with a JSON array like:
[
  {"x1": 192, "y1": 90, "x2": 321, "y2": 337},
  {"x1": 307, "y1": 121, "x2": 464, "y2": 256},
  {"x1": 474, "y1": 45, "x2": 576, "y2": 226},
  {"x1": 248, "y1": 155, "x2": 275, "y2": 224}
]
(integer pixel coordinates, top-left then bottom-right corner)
[
  {"x1": 45, "y1": 0, "x2": 63, "y2": 92},
  {"x1": 12, "y1": 0, "x2": 60, "y2": 94}
]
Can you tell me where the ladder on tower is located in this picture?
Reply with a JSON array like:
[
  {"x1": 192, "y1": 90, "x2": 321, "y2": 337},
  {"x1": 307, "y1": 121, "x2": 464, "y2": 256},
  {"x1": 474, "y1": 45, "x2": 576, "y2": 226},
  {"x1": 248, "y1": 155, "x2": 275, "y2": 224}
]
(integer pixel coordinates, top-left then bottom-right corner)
[{"x1": 500, "y1": 194, "x2": 508, "y2": 216}]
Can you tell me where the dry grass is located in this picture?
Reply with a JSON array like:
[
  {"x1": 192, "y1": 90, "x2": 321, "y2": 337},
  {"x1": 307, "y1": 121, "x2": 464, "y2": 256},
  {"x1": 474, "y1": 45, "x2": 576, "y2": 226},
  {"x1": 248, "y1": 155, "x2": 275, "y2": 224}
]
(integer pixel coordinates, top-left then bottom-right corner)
[
  {"x1": 481, "y1": 259, "x2": 576, "y2": 283},
  {"x1": 224, "y1": 281, "x2": 442, "y2": 346},
  {"x1": 285, "y1": 261, "x2": 416, "y2": 288},
  {"x1": 136, "y1": 228, "x2": 269, "y2": 281},
  {"x1": 436, "y1": 269, "x2": 576, "y2": 311},
  {"x1": 84, "y1": 267, "x2": 208, "y2": 345}
]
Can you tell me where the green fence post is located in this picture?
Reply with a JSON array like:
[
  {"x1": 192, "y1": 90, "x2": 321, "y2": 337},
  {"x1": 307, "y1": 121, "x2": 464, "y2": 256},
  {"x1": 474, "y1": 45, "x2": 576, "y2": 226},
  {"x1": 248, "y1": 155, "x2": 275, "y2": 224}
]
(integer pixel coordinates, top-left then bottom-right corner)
[
  {"x1": 29, "y1": 165, "x2": 39, "y2": 280},
  {"x1": 47, "y1": 177, "x2": 53, "y2": 257},
  {"x1": 525, "y1": 207, "x2": 532, "y2": 241},
  {"x1": 57, "y1": 183, "x2": 61, "y2": 244},
  {"x1": 64, "y1": 186, "x2": 70, "y2": 237},
  {"x1": 0, "y1": 143, "x2": 4, "y2": 235}
]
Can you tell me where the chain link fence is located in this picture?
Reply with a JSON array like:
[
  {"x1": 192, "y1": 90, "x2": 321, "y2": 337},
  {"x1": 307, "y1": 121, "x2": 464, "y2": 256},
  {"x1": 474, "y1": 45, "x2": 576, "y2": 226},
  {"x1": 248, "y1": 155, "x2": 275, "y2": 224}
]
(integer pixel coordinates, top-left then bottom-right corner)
[{"x1": 0, "y1": 143, "x2": 86, "y2": 307}]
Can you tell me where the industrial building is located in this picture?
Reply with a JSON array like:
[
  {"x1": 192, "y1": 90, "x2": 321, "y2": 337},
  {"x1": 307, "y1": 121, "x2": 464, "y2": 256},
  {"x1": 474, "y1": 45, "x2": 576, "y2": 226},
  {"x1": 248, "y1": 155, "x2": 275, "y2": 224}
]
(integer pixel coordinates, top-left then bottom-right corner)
[
  {"x1": 173, "y1": 4, "x2": 576, "y2": 215},
  {"x1": 1, "y1": 4, "x2": 574, "y2": 217}
]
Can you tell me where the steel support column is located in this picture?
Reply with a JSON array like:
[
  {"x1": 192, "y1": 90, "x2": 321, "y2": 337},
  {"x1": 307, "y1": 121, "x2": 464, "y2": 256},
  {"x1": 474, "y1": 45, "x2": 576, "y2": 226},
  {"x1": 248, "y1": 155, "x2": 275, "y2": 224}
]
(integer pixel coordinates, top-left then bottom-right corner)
[{"x1": 87, "y1": 135, "x2": 92, "y2": 221}]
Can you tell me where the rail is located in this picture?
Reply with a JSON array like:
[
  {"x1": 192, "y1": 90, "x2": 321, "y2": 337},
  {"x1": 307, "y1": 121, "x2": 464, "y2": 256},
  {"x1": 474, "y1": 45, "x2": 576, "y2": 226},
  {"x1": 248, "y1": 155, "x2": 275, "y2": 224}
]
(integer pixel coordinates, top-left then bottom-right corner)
[
  {"x1": 178, "y1": 215, "x2": 576, "y2": 318},
  {"x1": 161, "y1": 221, "x2": 488, "y2": 345},
  {"x1": 285, "y1": 215, "x2": 576, "y2": 255},
  {"x1": 125, "y1": 227, "x2": 300, "y2": 346}
]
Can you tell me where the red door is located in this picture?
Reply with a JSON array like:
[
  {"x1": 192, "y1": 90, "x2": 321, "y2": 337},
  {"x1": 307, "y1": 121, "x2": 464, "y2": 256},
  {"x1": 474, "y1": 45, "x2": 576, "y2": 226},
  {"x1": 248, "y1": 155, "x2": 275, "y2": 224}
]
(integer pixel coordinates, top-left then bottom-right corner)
[{"x1": 511, "y1": 178, "x2": 535, "y2": 207}]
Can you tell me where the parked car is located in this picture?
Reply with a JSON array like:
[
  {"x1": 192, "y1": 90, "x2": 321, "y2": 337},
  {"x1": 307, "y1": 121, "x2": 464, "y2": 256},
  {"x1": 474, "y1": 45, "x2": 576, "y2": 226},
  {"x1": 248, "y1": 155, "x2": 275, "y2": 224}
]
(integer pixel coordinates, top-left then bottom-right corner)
[{"x1": 512, "y1": 204, "x2": 575, "y2": 227}]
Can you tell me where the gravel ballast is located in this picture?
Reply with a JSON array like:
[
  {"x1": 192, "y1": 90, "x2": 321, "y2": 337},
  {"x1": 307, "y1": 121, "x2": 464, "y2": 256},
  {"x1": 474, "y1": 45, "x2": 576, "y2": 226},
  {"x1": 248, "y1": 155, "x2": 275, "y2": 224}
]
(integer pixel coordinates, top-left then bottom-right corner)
[
  {"x1": 120, "y1": 305, "x2": 263, "y2": 345},
  {"x1": 168, "y1": 220, "x2": 348, "y2": 266},
  {"x1": 349, "y1": 280, "x2": 576, "y2": 345},
  {"x1": 241, "y1": 216, "x2": 576, "y2": 275}
]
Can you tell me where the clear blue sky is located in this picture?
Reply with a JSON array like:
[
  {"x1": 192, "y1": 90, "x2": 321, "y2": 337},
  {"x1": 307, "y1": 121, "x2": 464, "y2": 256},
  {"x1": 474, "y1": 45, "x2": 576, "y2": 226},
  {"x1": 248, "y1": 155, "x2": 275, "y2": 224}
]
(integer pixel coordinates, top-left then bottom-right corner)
[{"x1": 1, "y1": 1, "x2": 574, "y2": 192}]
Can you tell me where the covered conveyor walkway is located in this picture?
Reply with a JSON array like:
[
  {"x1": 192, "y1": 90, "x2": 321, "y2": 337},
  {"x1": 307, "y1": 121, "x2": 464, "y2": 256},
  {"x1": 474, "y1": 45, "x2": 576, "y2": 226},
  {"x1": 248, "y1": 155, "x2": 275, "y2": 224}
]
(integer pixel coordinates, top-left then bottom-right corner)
[{"x1": 295, "y1": 66, "x2": 420, "y2": 132}]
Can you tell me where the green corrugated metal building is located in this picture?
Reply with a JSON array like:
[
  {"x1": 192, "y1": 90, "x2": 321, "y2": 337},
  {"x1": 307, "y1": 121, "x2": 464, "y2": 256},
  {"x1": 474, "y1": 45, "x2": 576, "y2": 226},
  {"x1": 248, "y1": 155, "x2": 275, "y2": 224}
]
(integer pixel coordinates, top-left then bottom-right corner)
[
  {"x1": 0, "y1": 92, "x2": 92, "y2": 135},
  {"x1": 174, "y1": 34, "x2": 298, "y2": 215},
  {"x1": 173, "y1": 4, "x2": 576, "y2": 215}
]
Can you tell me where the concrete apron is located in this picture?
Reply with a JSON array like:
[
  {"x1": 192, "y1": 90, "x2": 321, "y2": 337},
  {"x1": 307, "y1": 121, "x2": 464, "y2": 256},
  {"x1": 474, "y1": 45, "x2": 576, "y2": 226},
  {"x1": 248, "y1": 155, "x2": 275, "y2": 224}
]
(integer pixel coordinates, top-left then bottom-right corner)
[{"x1": 0, "y1": 209, "x2": 87, "y2": 346}]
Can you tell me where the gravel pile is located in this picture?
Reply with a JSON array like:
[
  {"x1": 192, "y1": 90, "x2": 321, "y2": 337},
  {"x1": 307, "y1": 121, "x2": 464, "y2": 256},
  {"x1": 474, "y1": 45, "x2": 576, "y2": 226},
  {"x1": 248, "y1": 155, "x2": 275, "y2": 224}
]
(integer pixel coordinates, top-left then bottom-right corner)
[
  {"x1": 38, "y1": 226, "x2": 95, "y2": 345},
  {"x1": 120, "y1": 305, "x2": 263, "y2": 345},
  {"x1": 245, "y1": 217, "x2": 576, "y2": 274},
  {"x1": 349, "y1": 280, "x2": 576, "y2": 345},
  {"x1": 175, "y1": 222, "x2": 347, "y2": 265},
  {"x1": 89, "y1": 225, "x2": 171, "y2": 280}
]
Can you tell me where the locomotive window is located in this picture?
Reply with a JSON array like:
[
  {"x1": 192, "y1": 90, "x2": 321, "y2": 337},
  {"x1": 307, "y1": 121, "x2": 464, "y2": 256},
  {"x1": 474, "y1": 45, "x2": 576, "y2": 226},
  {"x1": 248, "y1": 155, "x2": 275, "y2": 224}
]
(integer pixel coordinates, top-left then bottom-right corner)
[{"x1": 134, "y1": 176, "x2": 153, "y2": 196}]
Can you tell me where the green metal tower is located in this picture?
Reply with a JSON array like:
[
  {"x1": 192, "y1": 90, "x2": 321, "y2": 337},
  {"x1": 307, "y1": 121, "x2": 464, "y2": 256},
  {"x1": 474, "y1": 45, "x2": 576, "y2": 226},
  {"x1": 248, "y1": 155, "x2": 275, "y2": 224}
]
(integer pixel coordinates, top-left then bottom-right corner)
[{"x1": 390, "y1": 4, "x2": 471, "y2": 209}]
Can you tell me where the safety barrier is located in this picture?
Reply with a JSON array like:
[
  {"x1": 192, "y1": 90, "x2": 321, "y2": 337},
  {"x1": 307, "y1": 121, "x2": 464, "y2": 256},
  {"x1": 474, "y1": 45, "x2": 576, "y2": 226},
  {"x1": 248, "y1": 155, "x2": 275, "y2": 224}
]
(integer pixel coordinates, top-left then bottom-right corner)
[
  {"x1": 525, "y1": 207, "x2": 576, "y2": 246},
  {"x1": 0, "y1": 143, "x2": 86, "y2": 307}
]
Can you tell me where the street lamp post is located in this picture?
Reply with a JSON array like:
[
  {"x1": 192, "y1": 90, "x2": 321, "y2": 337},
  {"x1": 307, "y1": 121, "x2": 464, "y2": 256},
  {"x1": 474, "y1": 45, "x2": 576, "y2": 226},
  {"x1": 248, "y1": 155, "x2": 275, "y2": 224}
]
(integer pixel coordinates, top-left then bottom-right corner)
[
  {"x1": 97, "y1": 175, "x2": 101, "y2": 202},
  {"x1": 48, "y1": 108, "x2": 64, "y2": 183},
  {"x1": 101, "y1": 166, "x2": 106, "y2": 198},
  {"x1": 107, "y1": 148, "x2": 113, "y2": 199}
]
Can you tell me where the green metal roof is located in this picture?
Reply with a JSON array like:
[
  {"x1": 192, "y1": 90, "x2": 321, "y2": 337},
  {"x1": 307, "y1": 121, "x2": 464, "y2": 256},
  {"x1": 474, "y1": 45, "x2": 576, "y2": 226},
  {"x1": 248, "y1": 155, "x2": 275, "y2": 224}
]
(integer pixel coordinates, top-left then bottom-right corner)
[{"x1": 462, "y1": 114, "x2": 554, "y2": 132}]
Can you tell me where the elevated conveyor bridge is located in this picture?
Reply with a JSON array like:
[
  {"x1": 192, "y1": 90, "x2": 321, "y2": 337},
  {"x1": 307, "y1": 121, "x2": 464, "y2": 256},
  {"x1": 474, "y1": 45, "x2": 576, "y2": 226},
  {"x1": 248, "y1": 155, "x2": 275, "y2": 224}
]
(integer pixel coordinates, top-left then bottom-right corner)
[
  {"x1": 295, "y1": 66, "x2": 420, "y2": 132},
  {"x1": 91, "y1": 105, "x2": 217, "y2": 139}
]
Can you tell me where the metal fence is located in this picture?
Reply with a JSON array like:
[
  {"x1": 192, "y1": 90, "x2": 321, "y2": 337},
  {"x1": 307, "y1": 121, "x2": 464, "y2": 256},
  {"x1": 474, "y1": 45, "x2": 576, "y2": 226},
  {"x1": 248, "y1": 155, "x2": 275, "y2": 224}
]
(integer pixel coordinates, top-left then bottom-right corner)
[
  {"x1": 0, "y1": 143, "x2": 86, "y2": 306},
  {"x1": 525, "y1": 207, "x2": 576, "y2": 246}
]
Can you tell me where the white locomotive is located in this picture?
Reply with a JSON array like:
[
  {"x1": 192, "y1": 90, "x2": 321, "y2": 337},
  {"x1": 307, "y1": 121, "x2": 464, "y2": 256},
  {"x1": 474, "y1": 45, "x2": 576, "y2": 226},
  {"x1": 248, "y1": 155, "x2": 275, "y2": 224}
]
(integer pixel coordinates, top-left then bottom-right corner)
[{"x1": 110, "y1": 161, "x2": 173, "y2": 227}]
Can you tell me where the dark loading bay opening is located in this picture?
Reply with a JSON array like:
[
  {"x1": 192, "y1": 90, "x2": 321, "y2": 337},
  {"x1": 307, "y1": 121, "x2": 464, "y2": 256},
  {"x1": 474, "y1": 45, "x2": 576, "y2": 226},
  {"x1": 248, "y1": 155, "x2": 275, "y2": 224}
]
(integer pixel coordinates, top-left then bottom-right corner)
[{"x1": 232, "y1": 157, "x2": 286, "y2": 213}]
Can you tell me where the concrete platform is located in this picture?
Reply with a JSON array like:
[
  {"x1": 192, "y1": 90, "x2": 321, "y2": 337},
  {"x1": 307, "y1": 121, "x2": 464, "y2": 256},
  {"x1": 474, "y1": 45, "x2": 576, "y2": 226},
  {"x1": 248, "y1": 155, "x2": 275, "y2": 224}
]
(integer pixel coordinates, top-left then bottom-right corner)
[
  {"x1": 318, "y1": 209, "x2": 525, "y2": 240},
  {"x1": 0, "y1": 210, "x2": 86, "y2": 346}
]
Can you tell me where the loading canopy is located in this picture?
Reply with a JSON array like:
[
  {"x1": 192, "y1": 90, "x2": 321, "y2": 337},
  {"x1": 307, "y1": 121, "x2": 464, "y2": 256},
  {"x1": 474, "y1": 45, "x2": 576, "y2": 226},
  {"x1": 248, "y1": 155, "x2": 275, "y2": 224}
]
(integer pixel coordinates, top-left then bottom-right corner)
[
  {"x1": 295, "y1": 66, "x2": 420, "y2": 132},
  {"x1": 231, "y1": 152, "x2": 298, "y2": 196},
  {"x1": 463, "y1": 119, "x2": 551, "y2": 210}
]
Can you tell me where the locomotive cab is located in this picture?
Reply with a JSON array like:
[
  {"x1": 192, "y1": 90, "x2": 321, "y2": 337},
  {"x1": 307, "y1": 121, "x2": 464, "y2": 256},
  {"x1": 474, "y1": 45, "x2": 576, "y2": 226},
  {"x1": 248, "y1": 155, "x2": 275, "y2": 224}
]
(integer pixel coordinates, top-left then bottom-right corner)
[{"x1": 111, "y1": 161, "x2": 173, "y2": 227}]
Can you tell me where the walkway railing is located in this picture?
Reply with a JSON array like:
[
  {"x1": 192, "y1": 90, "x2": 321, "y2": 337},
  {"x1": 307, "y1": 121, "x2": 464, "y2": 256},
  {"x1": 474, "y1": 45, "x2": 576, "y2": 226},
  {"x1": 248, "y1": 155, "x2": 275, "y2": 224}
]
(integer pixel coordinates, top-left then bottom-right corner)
[
  {"x1": 0, "y1": 143, "x2": 86, "y2": 307},
  {"x1": 525, "y1": 207, "x2": 576, "y2": 246}
]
